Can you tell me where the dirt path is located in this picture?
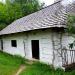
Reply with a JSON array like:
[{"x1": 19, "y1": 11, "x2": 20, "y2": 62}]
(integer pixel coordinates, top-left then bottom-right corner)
[
  {"x1": 15, "y1": 65, "x2": 26, "y2": 75},
  {"x1": 15, "y1": 60, "x2": 34, "y2": 75}
]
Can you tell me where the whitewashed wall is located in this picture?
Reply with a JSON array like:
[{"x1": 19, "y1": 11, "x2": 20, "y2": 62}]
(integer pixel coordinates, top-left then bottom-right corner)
[
  {"x1": 2, "y1": 29, "x2": 74, "y2": 67},
  {"x1": 2, "y1": 34, "x2": 26, "y2": 57},
  {"x1": 28, "y1": 29, "x2": 53, "y2": 64},
  {"x1": 53, "y1": 33, "x2": 75, "y2": 67},
  {"x1": 2, "y1": 29, "x2": 53, "y2": 65}
]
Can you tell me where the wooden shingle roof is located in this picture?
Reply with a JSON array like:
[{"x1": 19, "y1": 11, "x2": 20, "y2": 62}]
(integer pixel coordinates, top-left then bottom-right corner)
[{"x1": 0, "y1": 1, "x2": 67, "y2": 35}]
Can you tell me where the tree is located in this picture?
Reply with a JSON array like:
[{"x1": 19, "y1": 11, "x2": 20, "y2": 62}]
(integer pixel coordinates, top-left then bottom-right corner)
[
  {"x1": 66, "y1": 1, "x2": 75, "y2": 49},
  {"x1": 0, "y1": 2, "x2": 8, "y2": 30},
  {"x1": 67, "y1": 14, "x2": 75, "y2": 49},
  {"x1": 67, "y1": 14, "x2": 75, "y2": 34},
  {"x1": 0, "y1": 0, "x2": 44, "y2": 30}
]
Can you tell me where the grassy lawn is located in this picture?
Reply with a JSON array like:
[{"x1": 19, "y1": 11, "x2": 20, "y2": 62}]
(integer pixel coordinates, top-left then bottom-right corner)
[
  {"x1": 0, "y1": 51, "x2": 75, "y2": 75},
  {"x1": 0, "y1": 51, "x2": 25, "y2": 75},
  {"x1": 20, "y1": 62, "x2": 75, "y2": 75}
]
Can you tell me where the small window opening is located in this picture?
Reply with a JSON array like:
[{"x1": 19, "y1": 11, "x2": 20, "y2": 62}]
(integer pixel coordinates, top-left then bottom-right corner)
[{"x1": 11, "y1": 40, "x2": 17, "y2": 47}]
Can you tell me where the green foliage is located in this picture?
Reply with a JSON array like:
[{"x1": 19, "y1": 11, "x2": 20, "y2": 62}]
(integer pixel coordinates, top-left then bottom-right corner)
[
  {"x1": 0, "y1": 23, "x2": 7, "y2": 30},
  {"x1": 69, "y1": 43, "x2": 74, "y2": 49},
  {"x1": 0, "y1": 0, "x2": 44, "y2": 30},
  {"x1": 67, "y1": 14, "x2": 75, "y2": 49},
  {"x1": 67, "y1": 14, "x2": 75, "y2": 34}
]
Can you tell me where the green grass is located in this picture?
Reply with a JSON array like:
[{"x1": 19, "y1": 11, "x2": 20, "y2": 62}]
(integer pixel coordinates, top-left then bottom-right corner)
[
  {"x1": 20, "y1": 62, "x2": 75, "y2": 75},
  {"x1": 20, "y1": 62, "x2": 60, "y2": 75},
  {"x1": 0, "y1": 51, "x2": 25, "y2": 75},
  {"x1": 0, "y1": 51, "x2": 75, "y2": 75}
]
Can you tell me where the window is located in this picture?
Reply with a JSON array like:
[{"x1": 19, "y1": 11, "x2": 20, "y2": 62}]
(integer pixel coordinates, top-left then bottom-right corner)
[{"x1": 11, "y1": 40, "x2": 17, "y2": 47}]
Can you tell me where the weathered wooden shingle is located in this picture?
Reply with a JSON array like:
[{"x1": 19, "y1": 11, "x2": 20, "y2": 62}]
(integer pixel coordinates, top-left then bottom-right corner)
[{"x1": 0, "y1": 1, "x2": 67, "y2": 35}]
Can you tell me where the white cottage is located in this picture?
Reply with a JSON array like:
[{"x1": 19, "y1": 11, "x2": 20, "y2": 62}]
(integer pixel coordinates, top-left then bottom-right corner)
[{"x1": 0, "y1": 0, "x2": 75, "y2": 68}]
